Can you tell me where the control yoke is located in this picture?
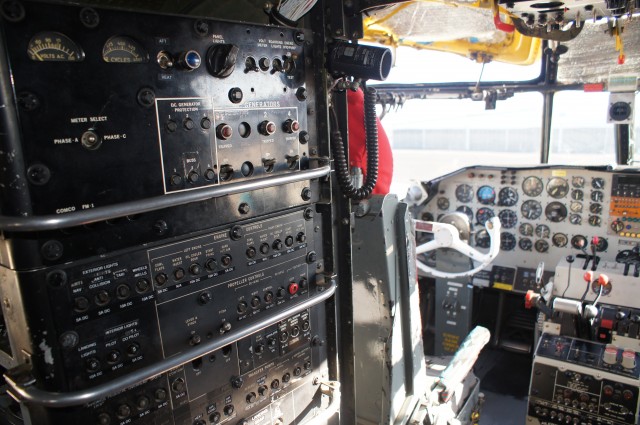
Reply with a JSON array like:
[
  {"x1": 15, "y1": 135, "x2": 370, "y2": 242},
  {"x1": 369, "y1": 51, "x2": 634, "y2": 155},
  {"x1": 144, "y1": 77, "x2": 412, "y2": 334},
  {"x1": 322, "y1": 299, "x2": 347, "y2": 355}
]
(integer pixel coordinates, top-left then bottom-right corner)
[{"x1": 414, "y1": 217, "x2": 501, "y2": 279}]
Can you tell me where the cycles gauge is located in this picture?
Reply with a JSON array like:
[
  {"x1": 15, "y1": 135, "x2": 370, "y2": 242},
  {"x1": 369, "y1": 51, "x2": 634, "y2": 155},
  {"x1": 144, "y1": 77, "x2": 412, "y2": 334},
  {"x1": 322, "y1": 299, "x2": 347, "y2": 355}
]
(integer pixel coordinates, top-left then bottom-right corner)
[
  {"x1": 591, "y1": 191, "x2": 604, "y2": 203},
  {"x1": 521, "y1": 200, "x2": 542, "y2": 220},
  {"x1": 535, "y1": 224, "x2": 550, "y2": 239},
  {"x1": 498, "y1": 187, "x2": 518, "y2": 207},
  {"x1": 456, "y1": 206, "x2": 473, "y2": 223},
  {"x1": 455, "y1": 184, "x2": 474, "y2": 203},
  {"x1": 571, "y1": 189, "x2": 583, "y2": 201},
  {"x1": 477, "y1": 185, "x2": 496, "y2": 205},
  {"x1": 519, "y1": 238, "x2": 532, "y2": 251},
  {"x1": 545, "y1": 202, "x2": 567, "y2": 222},
  {"x1": 569, "y1": 214, "x2": 582, "y2": 225},
  {"x1": 519, "y1": 223, "x2": 533, "y2": 237},
  {"x1": 476, "y1": 208, "x2": 495, "y2": 226},
  {"x1": 552, "y1": 233, "x2": 568, "y2": 248},
  {"x1": 475, "y1": 230, "x2": 490, "y2": 248},
  {"x1": 522, "y1": 176, "x2": 543, "y2": 197},
  {"x1": 571, "y1": 235, "x2": 587, "y2": 250},
  {"x1": 500, "y1": 233, "x2": 516, "y2": 251},
  {"x1": 498, "y1": 210, "x2": 517, "y2": 229},
  {"x1": 102, "y1": 35, "x2": 149, "y2": 63},
  {"x1": 572, "y1": 176, "x2": 585, "y2": 188},
  {"x1": 592, "y1": 177, "x2": 605, "y2": 189},
  {"x1": 27, "y1": 31, "x2": 85, "y2": 61},
  {"x1": 436, "y1": 197, "x2": 450, "y2": 210},
  {"x1": 546, "y1": 177, "x2": 569, "y2": 199},
  {"x1": 534, "y1": 239, "x2": 549, "y2": 253}
]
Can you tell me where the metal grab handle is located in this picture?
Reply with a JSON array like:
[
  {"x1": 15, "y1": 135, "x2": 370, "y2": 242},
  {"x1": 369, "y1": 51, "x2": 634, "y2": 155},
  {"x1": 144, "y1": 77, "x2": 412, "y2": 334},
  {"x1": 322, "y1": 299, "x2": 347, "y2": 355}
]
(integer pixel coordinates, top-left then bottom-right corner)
[
  {"x1": 5, "y1": 282, "x2": 335, "y2": 408},
  {"x1": 0, "y1": 166, "x2": 331, "y2": 232}
]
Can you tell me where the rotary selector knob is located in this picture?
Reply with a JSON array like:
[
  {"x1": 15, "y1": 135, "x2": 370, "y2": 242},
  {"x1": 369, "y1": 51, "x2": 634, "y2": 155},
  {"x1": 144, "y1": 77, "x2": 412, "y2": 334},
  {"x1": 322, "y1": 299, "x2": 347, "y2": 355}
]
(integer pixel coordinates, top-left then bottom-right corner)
[{"x1": 205, "y1": 44, "x2": 239, "y2": 78}]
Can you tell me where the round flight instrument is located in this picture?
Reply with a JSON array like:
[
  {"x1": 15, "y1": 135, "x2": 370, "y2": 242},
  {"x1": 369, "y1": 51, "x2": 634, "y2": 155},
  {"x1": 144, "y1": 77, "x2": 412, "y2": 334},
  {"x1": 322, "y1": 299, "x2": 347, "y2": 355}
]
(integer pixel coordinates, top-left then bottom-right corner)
[
  {"x1": 591, "y1": 191, "x2": 604, "y2": 203},
  {"x1": 589, "y1": 203, "x2": 602, "y2": 214},
  {"x1": 570, "y1": 202, "x2": 583, "y2": 213},
  {"x1": 588, "y1": 216, "x2": 602, "y2": 226},
  {"x1": 436, "y1": 197, "x2": 450, "y2": 210},
  {"x1": 534, "y1": 239, "x2": 549, "y2": 253},
  {"x1": 519, "y1": 223, "x2": 534, "y2": 237},
  {"x1": 27, "y1": 31, "x2": 85, "y2": 61},
  {"x1": 535, "y1": 224, "x2": 550, "y2": 239},
  {"x1": 498, "y1": 187, "x2": 518, "y2": 207},
  {"x1": 475, "y1": 230, "x2": 490, "y2": 248},
  {"x1": 569, "y1": 214, "x2": 582, "y2": 225},
  {"x1": 522, "y1": 176, "x2": 543, "y2": 197},
  {"x1": 476, "y1": 208, "x2": 495, "y2": 226},
  {"x1": 545, "y1": 202, "x2": 567, "y2": 222},
  {"x1": 571, "y1": 235, "x2": 588, "y2": 250},
  {"x1": 102, "y1": 35, "x2": 149, "y2": 63},
  {"x1": 477, "y1": 185, "x2": 496, "y2": 205},
  {"x1": 455, "y1": 184, "x2": 474, "y2": 203},
  {"x1": 498, "y1": 210, "x2": 518, "y2": 229},
  {"x1": 519, "y1": 238, "x2": 532, "y2": 251},
  {"x1": 521, "y1": 200, "x2": 542, "y2": 220},
  {"x1": 456, "y1": 206, "x2": 473, "y2": 223},
  {"x1": 552, "y1": 233, "x2": 568, "y2": 248},
  {"x1": 571, "y1": 189, "x2": 583, "y2": 201},
  {"x1": 500, "y1": 233, "x2": 516, "y2": 251},
  {"x1": 546, "y1": 177, "x2": 569, "y2": 199},
  {"x1": 572, "y1": 176, "x2": 585, "y2": 188},
  {"x1": 592, "y1": 177, "x2": 605, "y2": 189}
]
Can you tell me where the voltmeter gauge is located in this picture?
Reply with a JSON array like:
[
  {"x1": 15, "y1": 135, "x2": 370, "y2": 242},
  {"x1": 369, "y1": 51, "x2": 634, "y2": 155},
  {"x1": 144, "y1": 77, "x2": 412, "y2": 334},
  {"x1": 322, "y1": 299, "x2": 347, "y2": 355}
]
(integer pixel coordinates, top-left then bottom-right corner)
[
  {"x1": 102, "y1": 35, "x2": 149, "y2": 63},
  {"x1": 27, "y1": 31, "x2": 85, "y2": 61}
]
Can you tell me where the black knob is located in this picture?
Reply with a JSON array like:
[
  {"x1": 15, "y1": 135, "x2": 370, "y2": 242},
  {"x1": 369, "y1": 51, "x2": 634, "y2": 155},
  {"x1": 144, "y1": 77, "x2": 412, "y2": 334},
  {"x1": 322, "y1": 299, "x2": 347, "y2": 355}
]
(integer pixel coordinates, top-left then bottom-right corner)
[
  {"x1": 259, "y1": 57, "x2": 271, "y2": 71},
  {"x1": 224, "y1": 404, "x2": 235, "y2": 416},
  {"x1": 154, "y1": 388, "x2": 167, "y2": 402},
  {"x1": 259, "y1": 120, "x2": 276, "y2": 136},
  {"x1": 246, "y1": 247, "x2": 257, "y2": 258},
  {"x1": 193, "y1": 420, "x2": 206, "y2": 425},
  {"x1": 116, "y1": 404, "x2": 131, "y2": 419},
  {"x1": 221, "y1": 254, "x2": 232, "y2": 267},
  {"x1": 73, "y1": 296, "x2": 90, "y2": 312},
  {"x1": 282, "y1": 372, "x2": 291, "y2": 383},
  {"x1": 616, "y1": 310, "x2": 626, "y2": 320},
  {"x1": 297, "y1": 232, "x2": 306, "y2": 243},
  {"x1": 230, "y1": 225, "x2": 244, "y2": 240},
  {"x1": 172, "y1": 378, "x2": 186, "y2": 393},
  {"x1": 205, "y1": 44, "x2": 239, "y2": 78},
  {"x1": 296, "y1": 87, "x2": 307, "y2": 101},
  {"x1": 251, "y1": 296, "x2": 261, "y2": 308},
  {"x1": 96, "y1": 413, "x2": 111, "y2": 425},
  {"x1": 246, "y1": 392, "x2": 257, "y2": 403},
  {"x1": 94, "y1": 290, "x2": 110, "y2": 306},
  {"x1": 260, "y1": 243, "x2": 270, "y2": 255},
  {"x1": 188, "y1": 171, "x2": 199, "y2": 183},
  {"x1": 258, "y1": 385, "x2": 268, "y2": 396},
  {"x1": 190, "y1": 334, "x2": 201, "y2": 346},
  {"x1": 190, "y1": 263, "x2": 201, "y2": 275},
  {"x1": 198, "y1": 291, "x2": 212, "y2": 305},
  {"x1": 254, "y1": 344, "x2": 265, "y2": 354},
  {"x1": 205, "y1": 258, "x2": 217, "y2": 271},
  {"x1": 127, "y1": 343, "x2": 140, "y2": 356},
  {"x1": 273, "y1": 239, "x2": 283, "y2": 250},
  {"x1": 220, "y1": 321, "x2": 232, "y2": 334},
  {"x1": 237, "y1": 301, "x2": 248, "y2": 314},
  {"x1": 244, "y1": 56, "x2": 259, "y2": 72},
  {"x1": 210, "y1": 412, "x2": 221, "y2": 424},
  {"x1": 136, "y1": 396, "x2": 150, "y2": 411}
]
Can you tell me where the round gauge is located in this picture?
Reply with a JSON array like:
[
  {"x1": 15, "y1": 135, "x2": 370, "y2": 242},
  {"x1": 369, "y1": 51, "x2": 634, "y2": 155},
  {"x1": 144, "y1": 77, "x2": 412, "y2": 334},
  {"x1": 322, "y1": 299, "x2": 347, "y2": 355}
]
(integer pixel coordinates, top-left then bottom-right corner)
[
  {"x1": 589, "y1": 203, "x2": 602, "y2": 214},
  {"x1": 545, "y1": 202, "x2": 568, "y2": 222},
  {"x1": 592, "y1": 177, "x2": 605, "y2": 189},
  {"x1": 27, "y1": 31, "x2": 85, "y2": 62},
  {"x1": 569, "y1": 214, "x2": 582, "y2": 225},
  {"x1": 456, "y1": 206, "x2": 473, "y2": 223},
  {"x1": 437, "y1": 197, "x2": 450, "y2": 210},
  {"x1": 522, "y1": 176, "x2": 544, "y2": 197},
  {"x1": 570, "y1": 202, "x2": 583, "y2": 213},
  {"x1": 500, "y1": 233, "x2": 516, "y2": 251},
  {"x1": 521, "y1": 200, "x2": 542, "y2": 220},
  {"x1": 476, "y1": 208, "x2": 495, "y2": 226},
  {"x1": 588, "y1": 216, "x2": 602, "y2": 227},
  {"x1": 519, "y1": 238, "x2": 533, "y2": 251},
  {"x1": 102, "y1": 36, "x2": 149, "y2": 63},
  {"x1": 498, "y1": 210, "x2": 518, "y2": 229},
  {"x1": 552, "y1": 233, "x2": 568, "y2": 248},
  {"x1": 534, "y1": 239, "x2": 549, "y2": 253},
  {"x1": 475, "y1": 230, "x2": 490, "y2": 248},
  {"x1": 595, "y1": 237, "x2": 608, "y2": 252},
  {"x1": 519, "y1": 222, "x2": 534, "y2": 237},
  {"x1": 535, "y1": 224, "x2": 550, "y2": 239},
  {"x1": 572, "y1": 176, "x2": 585, "y2": 188},
  {"x1": 571, "y1": 189, "x2": 584, "y2": 201},
  {"x1": 546, "y1": 177, "x2": 570, "y2": 199},
  {"x1": 477, "y1": 186, "x2": 496, "y2": 205},
  {"x1": 455, "y1": 184, "x2": 474, "y2": 203},
  {"x1": 611, "y1": 219, "x2": 624, "y2": 233},
  {"x1": 591, "y1": 191, "x2": 604, "y2": 203},
  {"x1": 420, "y1": 212, "x2": 434, "y2": 222},
  {"x1": 571, "y1": 235, "x2": 588, "y2": 250},
  {"x1": 498, "y1": 187, "x2": 518, "y2": 207}
]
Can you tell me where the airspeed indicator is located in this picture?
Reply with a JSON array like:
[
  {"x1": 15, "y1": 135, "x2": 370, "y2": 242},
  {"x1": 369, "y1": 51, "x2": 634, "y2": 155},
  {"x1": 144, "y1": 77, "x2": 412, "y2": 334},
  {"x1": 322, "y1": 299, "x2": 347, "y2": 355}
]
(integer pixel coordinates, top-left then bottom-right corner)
[{"x1": 102, "y1": 36, "x2": 149, "y2": 63}]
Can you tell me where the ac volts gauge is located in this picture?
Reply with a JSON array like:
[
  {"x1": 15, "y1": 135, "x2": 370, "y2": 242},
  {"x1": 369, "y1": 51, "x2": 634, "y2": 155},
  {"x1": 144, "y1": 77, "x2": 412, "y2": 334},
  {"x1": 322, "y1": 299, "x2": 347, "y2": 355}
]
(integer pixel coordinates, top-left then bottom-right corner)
[{"x1": 27, "y1": 31, "x2": 85, "y2": 61}]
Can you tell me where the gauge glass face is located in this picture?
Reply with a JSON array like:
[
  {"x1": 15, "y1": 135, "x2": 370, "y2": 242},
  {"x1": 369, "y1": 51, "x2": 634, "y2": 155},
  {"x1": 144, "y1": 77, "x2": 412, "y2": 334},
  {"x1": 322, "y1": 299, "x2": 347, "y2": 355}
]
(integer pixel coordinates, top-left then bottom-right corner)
[
  {"x1": 571, "y1": 189, "x2": 583, "y2": 201},
  {"x1": 535, "y1": 224, "x2": 550, "y2": 238},
  {"x1": 27, "y1": 31, "x2": 85, "y2": 61},
  {"x1": 456, "y1": 206, "x2": 473, "y2": 223},
  {"x1": 534, "y1": 239, "x2": 549, "y2": 253},
  {"x1": 476, "y1": 208, "x2": 495, "y2": 226},
  {"x1": 436, "y1": 197, "x2": 450, "y2": 210},
  {"x1": 519, "y1": 223, "x2": 533, "y2": 236},
  {"x1": 475, "y1": 230, "x2": 490, "y2": 248},
  {"x1": 545, "y1": 202, "x2": 567, "y2": 222},
  {"x1": 500, "y1": 233, "x2": 516, "y2": 251},
  {"x1": 589, "y1": 203, "x2": 602, "y2": 214},
  {"x1": 570, "y1": 202, "x2": 583, "y2": 213},
  {"x1": 498, "y1": 187, "x2": 518, "y2": 207},
  {"x1": 477, "y1": 185, "x2": 496, "y2": 205},
  {"x1": 591, "y1": 191, "x2": 604, "y2": 202},
  {"x1": 102, "y1": 36, "x2": 149, "y2": 63},
  {"x1": 571, "y1": 235, "x2": 587, "y2": 249},
  {"x1": 455, "y1": 184, "x2": 474, "y2": 203},
  {"x1": 522, "y1": 176, "x2": 543, "y2": 197},
  {"x1": 592, "y1": 177, "x2": 605, "y2": 189},
  {"x1": 552, "y1": 233, "x2": 568, "y2": 247},
  {"x1": 569, "y1": 215, "x2": 582, "y2": 226},
  {"x1": 546, "y1": 177, "x2": 569, "y2": 199},
  {"x1": 519, "y1": 238, "x2": 532, "y2": 251},
  {"x1": 595, "y1": 237, "x2": 608, "y2": 252},
  {"x1": 572, "y1": 176, "x2": 585, "y2": 188},
  {"x1": 588, "y1": 215, "x2": 602, "y2": 226},
  {"x1": 498, "y1": 210, "x2": 517, "y2": 229},
  {"x1": 521, "y1": 200, "x2": 542, "y2": 220}
]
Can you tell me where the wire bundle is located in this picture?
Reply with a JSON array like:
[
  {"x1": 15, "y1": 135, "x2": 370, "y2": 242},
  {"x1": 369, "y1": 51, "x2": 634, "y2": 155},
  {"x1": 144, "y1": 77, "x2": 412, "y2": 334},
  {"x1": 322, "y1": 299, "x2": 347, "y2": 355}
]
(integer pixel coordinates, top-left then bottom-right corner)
[{"x1": 276, "y1": 0, "x2": 318, "y2": 21}]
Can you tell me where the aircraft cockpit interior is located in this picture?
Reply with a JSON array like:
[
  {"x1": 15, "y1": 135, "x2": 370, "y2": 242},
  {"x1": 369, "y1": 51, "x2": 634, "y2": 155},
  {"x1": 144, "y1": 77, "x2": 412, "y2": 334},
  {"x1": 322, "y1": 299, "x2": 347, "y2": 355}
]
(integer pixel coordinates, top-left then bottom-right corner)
[{"x1": 0, "y1": 0, "x2": 638, "y2": 424}]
